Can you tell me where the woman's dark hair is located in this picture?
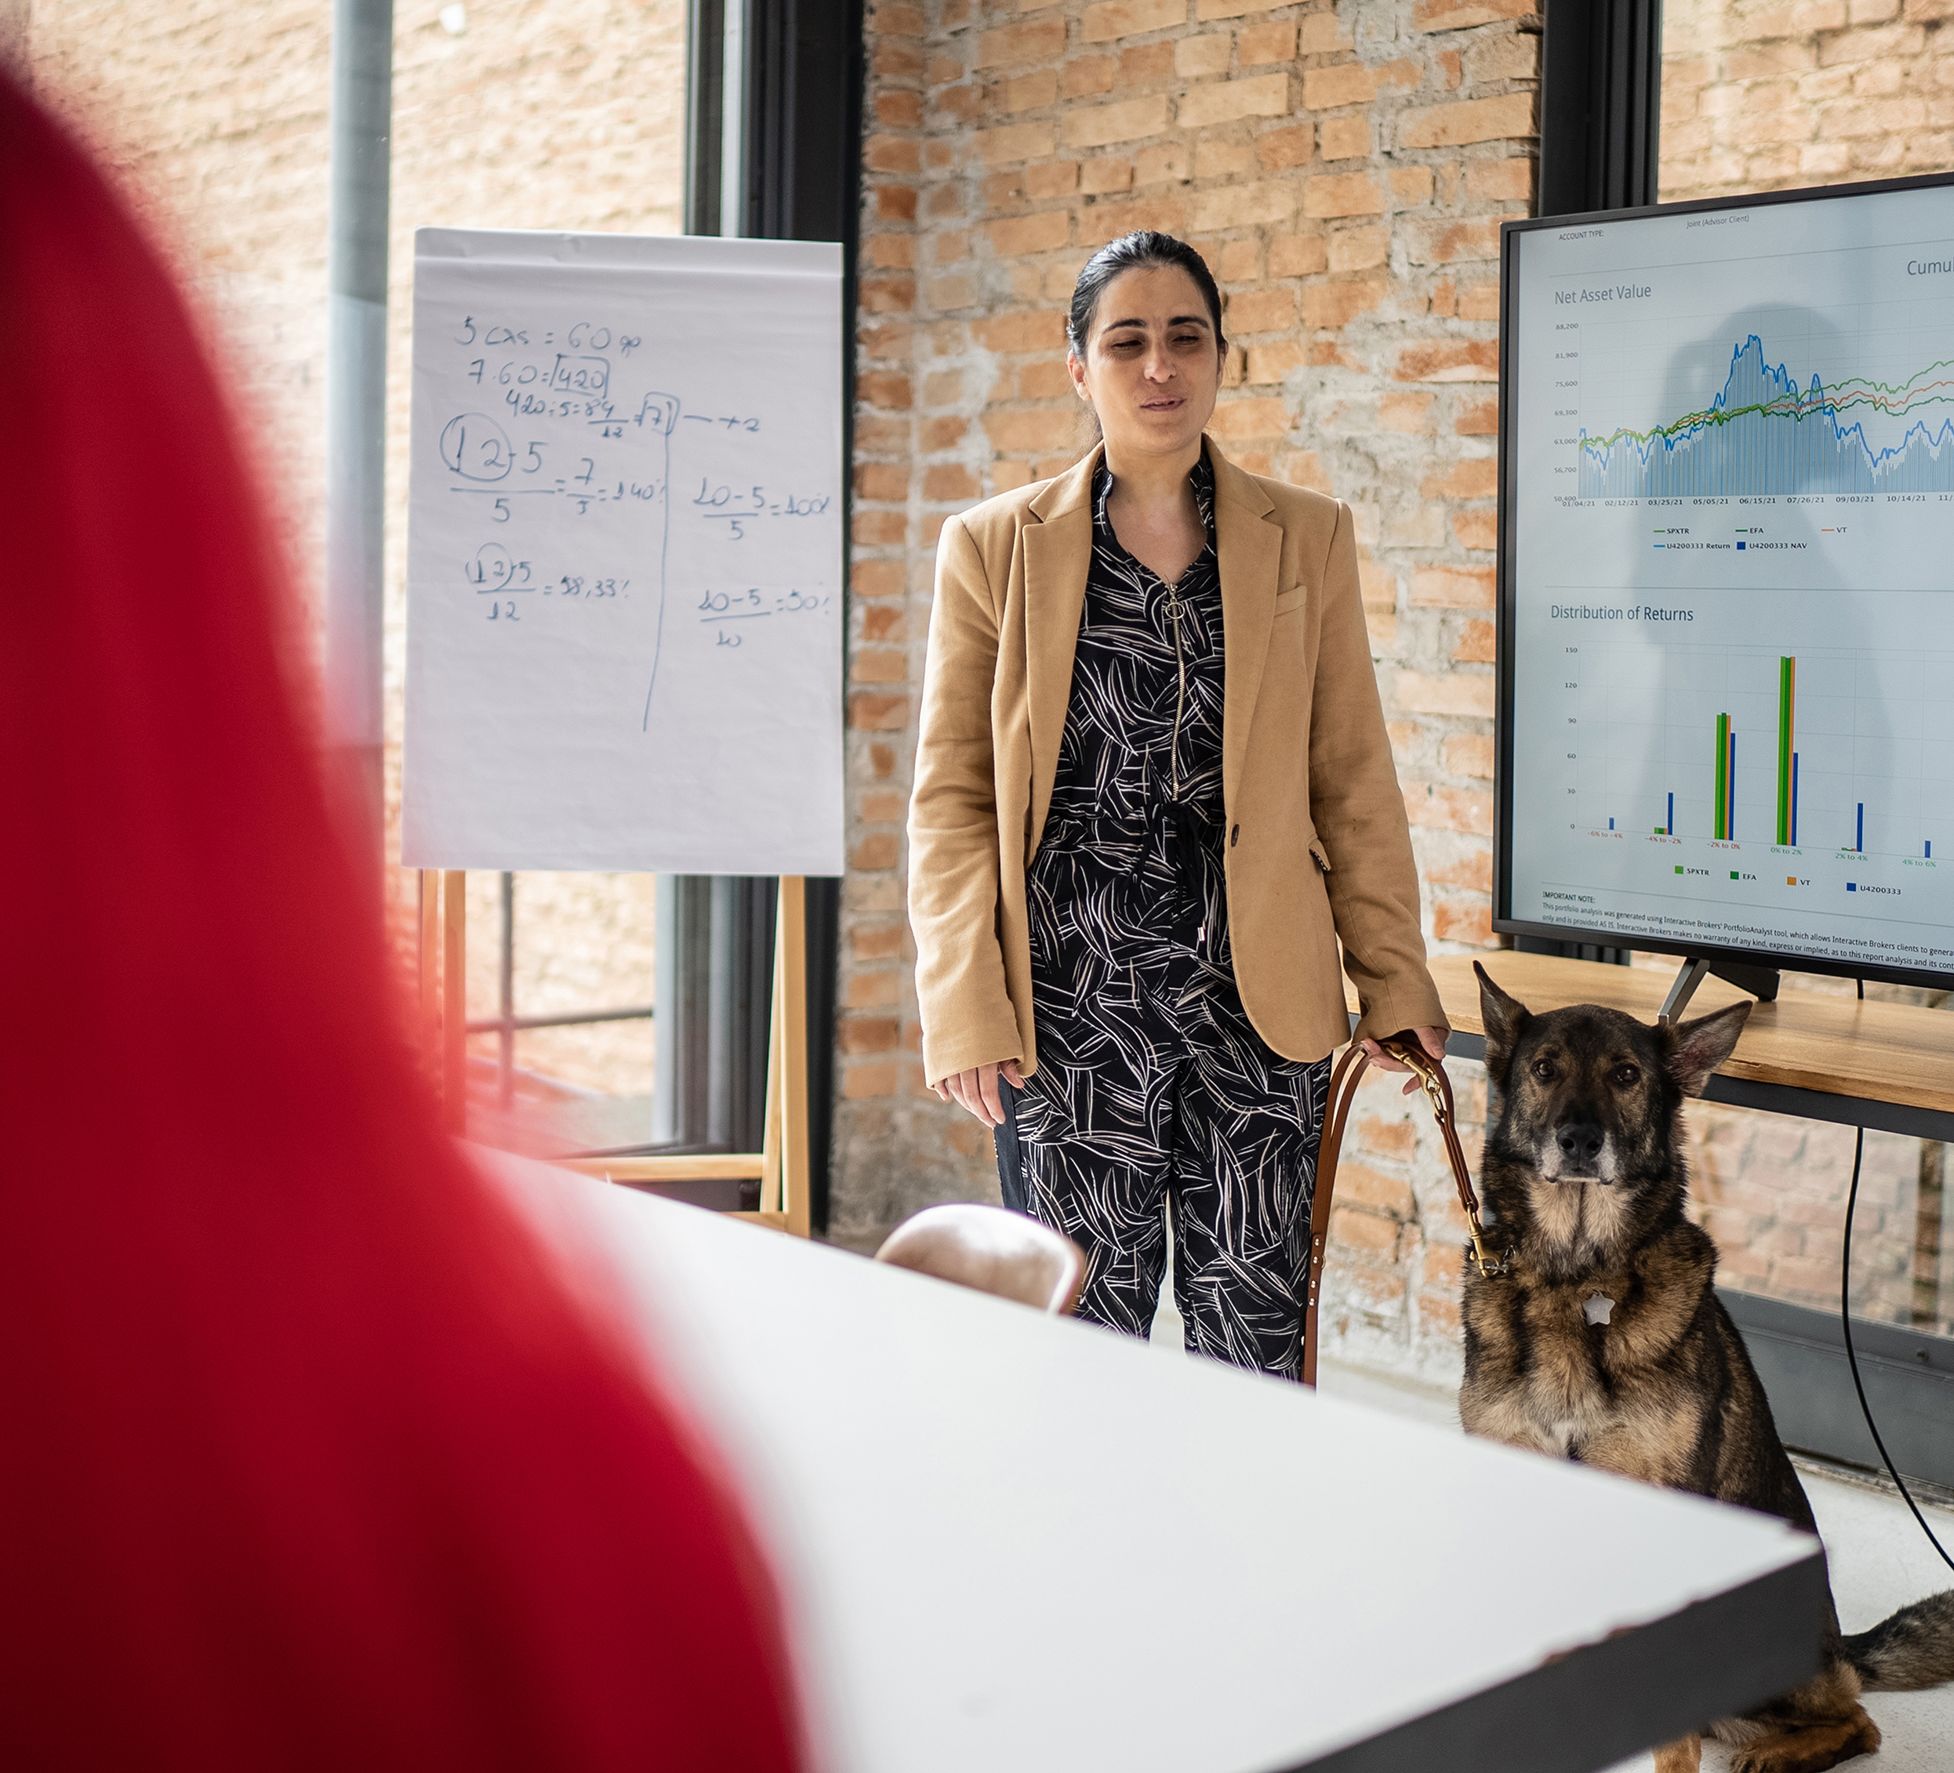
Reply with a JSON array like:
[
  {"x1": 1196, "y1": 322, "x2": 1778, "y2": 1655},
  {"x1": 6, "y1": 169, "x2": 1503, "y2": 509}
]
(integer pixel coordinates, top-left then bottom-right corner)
[{"x1": 1066, "y1": 230, "x2": 1226, "y2": 356}]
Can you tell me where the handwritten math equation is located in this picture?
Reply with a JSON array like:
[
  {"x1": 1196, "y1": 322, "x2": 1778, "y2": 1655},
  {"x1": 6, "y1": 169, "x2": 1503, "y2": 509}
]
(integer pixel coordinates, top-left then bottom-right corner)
[{"x1": 431, "y1": 310, "x2": 838, "y2": 725}]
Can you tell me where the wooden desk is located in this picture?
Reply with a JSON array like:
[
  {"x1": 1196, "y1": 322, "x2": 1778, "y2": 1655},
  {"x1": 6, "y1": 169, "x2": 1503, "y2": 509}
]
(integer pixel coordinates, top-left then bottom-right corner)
[
  {"x1": 492, "y1": 1155, "x2": 1828, "y2": 1773},
  {"x1": 1377, "y1": 951, "x2": 1954, "y2": 1142}
]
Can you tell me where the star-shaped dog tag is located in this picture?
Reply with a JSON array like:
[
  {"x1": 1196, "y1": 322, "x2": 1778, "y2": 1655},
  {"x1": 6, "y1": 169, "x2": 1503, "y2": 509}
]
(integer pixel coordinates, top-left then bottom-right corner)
[{"x1": 1583, "y1": 1293, "x2": 1615, "y2": 1327}]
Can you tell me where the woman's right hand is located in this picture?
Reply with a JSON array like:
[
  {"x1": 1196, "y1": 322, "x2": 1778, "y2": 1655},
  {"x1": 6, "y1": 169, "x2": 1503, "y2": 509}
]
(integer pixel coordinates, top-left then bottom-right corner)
[{"x1": 934, "y1": 1059, "x2": 1024, "y2": 1127}]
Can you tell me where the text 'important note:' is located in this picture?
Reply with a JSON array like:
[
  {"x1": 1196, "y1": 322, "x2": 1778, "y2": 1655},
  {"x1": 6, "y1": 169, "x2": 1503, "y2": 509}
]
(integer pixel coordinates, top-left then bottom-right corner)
[{"x1": 402, "y1": 229, "x2": 844, "y2": 875}]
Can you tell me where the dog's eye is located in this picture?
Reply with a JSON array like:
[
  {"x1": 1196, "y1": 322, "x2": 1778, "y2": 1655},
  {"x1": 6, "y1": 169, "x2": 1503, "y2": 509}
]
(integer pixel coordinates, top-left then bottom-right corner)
[
  {"x1": 1612, "y1": 1064, "x2": 1641, "y2": 1088},
  {"x1": 1530, "y1": 1058, "x2": 1558, "y2": 1083}
]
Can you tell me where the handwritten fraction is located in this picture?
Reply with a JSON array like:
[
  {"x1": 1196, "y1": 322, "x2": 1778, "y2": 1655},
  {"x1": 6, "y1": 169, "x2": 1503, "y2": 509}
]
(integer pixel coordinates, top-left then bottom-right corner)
[{"x1": 433, "y1": 314, "x2": 833, "y2": 729}]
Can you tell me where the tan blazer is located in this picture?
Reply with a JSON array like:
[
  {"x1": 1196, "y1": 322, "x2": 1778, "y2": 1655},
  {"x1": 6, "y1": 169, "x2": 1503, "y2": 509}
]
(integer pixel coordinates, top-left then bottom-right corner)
[{"x1": 907, "y1": 437, "x2": 1446, "y2": 1088}]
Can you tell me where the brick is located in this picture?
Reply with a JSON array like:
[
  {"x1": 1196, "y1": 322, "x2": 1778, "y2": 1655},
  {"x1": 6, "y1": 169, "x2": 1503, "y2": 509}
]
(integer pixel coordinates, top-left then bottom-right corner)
[
  {"x1": 1442, "y1": 733, "x2": 1497, "y2": 780},
  {"x1": 1404, "y1": 780, "x2": 1496, "y2": 838},
  {"x1": 1451, "y1": 506, "x2": 1498, "y2": 550},
  {"x1": 1418, "y1": 217, "x2": 1503, "y2": 263},
  {"x1": 852, "y1": 647, "x2": 910, "y2": 686},
  {"x1": 984, "y1": 408, "x2": 1064, "y2": 452},
  {"x1": 1240, "y1": 20, "x2": 1295, "y2": 62},
  {"x1": 1207, "y1": 395, "x2": 1292, "y2": 440},
  {"x1": 1062, "y1": 53, "x2": 1118, "y2": 97},
  {"x1": 1302, "y1": 275, "x2": 1387, "y2": 329},
  {"x1": 1193, "y1": 179, "x2": 1296, "y2": 230},
  {"x1": 1176, "y1": 33, "x2": 1233, "y2": 77},
  {"x1": 1195, "y1": 137, "x2": 1258, "y2": 179},
  {"x1": 1081, "y1": 0, "x2": 1185, "y2": 41},
  {"x1": 1394, "y1": 670, "x2": 1495, "y2": 721},
  {"x1": 1256, "y1": 121, "x2": 1315, "y2": 171},
  {"x1": 1120, "y1": 41, "x2": 1175, "y2": 81},
  {"x1": 1133, "y1": 139, "x2": 1192, "y2": 183},
  {"x1": 1015, "y1": 161, "x2": 1074, "y2": 201},
  {"x1": 1464, "y1": 31, "x2": 1540, "y2": 85},
  {"x1": 1330, "y1": 1207, "x2": 1402, "y2": 1257},
  {"x1": 1266, "y1": 231, "x2": 1328, "y2": 276},
  {"x1": 1389, "y1": 165, "x2": 1436, "y2": 208},
  {"x1": 977, "y1": 308, "x2": 1064, "y2": 353},
  {"x1": 1178, "y1": 71, "x2": 1290, "y2": 127},
  {"x1": 1074, "y1": 155, "x2": 1131, "y2": 195},
  {"x1": 1304, "y1": 170, "x2": 1385, "y2": 217},
  {"x1": 849, "y1": 690, "x2": 911, "y2": 731},
  {"x1": 1378, "y1": 391, "x2": 1434, "y2": 433},
  {"x1": 924, "y1": 463, "x2": 981, "y2": 501},
  {"x1": 1414, "y1": 0, "x2": 1535, "y2": 27},
  {"x1": 1303, "y1": 63, "x2": 1376, "y2": 109},
  {"x1": 840, "y1": 1058, "x2": 902, "y2": 1099},
  {"x1": 856, "y1": 370, "x2": 912, "y2": 410},
  {"x1": 864, "y1": 132, "x2": 922, "y2": 174},
  {"x1": 1063, "y1": 94, "x2": 1172, "y2": 147},
  {"x1": 976, "y1": 119, "x2": 1058, "y2": 163},
  {"x1": 876, "y1": 89, "x2": 924, "y2": 129},
  {"x1": 838, "y1": 1015, "x2": 902, "y2": 1055},
  {"x1": 1454, "y1": 398, "x2": 1498, "y2": 438},
  {"x1": 1433, "y1": 896, "x2": 1493, "y2": 944},
  {"x1": 850, "y1": 832, "x2": 901, "y2": 872},
  {"x1": 1453, "y1": 619, "x2": 1496, "y2": 665},
  {"x1": 859, "y1": 603, "x2": 906, "y2": 643},
  {"x1": 853, "y1": 511, "x2": 906, "y2": 548},
  {"x1": 1397, "y1": 92, "x2": 1535, "y2": 149},
  {"x1": 854, "y1": 462, "x2": 910, "y2": 504},
  {"x1": 1410, "y1": 565, "x2": 1494, "y2": 609},
  {"x1": 986, "y1": 209, "x2": 1072, "y2": 256},
  {"x1": 1225, "y1": 285, "x2": 1296, "y2": 332},
  {"x1": 1298, "y1": 14, "x2": 1355, "y2": 52},
  {"x1": 1329, "y1": 224, "x2": 1389, "y2": 272},
  {"x1": 1341, "y1": 1162, "x2": 1418, "y2": 1217},
  {"x1": 1217, "y1": 237, "x2": 1262, "y2": 281},
  {"x1": 1244, "y1": 339, "x2": 1308, "y2": 382},
  {"x1": 1318, "y1": 115, "x2": 1373, "y2": 159},
  {"x1": 974, "y1": 17, "x2": 1067, "y2": 68},
  {"x1": 1001, "y1": 67, "x2": 1059, "y2": 112},
  {"x1": 1465, "y1": 155, "x2": 1533, "y2": 202},
  {"x1": 1395, "y1": 340, "x2": 1498, "y2": 383}
]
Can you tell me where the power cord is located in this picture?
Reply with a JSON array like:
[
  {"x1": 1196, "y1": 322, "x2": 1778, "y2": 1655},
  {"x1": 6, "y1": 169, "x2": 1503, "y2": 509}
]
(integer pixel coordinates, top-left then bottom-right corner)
[{"x1": 1841, "y1": 975, "x2": 1954, "y2": 1573}]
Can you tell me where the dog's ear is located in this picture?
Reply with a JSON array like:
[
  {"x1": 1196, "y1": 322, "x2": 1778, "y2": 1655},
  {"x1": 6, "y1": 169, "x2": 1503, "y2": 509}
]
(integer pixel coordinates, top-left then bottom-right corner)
[
  {"x1": 1475, "y1": 961, "x2": 1529, "y2": 1084},
  {"x1": 1666, "y1": 999, "x2": 1751, "y2": 1097}
]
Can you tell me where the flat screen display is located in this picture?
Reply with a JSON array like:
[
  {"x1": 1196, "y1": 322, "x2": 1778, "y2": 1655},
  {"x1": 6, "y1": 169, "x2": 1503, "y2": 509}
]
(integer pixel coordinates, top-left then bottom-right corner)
[{"x1": 1498, "y1": 174, "x2": 1954, "y2": 988}]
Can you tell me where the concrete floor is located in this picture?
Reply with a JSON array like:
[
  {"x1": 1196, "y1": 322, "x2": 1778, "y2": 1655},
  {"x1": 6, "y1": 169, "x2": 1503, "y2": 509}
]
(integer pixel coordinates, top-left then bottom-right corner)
[{"x1": 1145, "y1": 1298, "x2": 1953, "y2": 1771}]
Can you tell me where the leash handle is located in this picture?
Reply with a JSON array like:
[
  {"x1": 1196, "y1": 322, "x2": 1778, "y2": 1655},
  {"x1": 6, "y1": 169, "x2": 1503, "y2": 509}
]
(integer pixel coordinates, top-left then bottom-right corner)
[{"x1": 1301, "y1": 1037, "x2": 1507, "y2": 1388}]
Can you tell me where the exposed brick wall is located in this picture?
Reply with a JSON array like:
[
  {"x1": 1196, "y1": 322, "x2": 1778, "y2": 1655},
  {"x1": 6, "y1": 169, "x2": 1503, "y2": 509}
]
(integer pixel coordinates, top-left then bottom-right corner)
[
  {"x1": 1662, "y1": 0, "x2": 1954, "y2": 200},
  {"x1": 839, "y1": 0, "x2": 1542, "y2": 1380}
]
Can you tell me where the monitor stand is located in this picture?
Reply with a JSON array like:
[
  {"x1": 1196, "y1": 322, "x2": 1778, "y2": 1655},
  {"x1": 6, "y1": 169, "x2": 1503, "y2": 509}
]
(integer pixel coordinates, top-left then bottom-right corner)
[{"x1": 1656, "y1": 954, "x2": 1782, "y2": 1026}]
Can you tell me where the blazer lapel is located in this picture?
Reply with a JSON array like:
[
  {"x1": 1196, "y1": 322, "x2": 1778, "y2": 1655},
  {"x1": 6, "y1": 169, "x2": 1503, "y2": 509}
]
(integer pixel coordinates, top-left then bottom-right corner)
[
  {"x1": 1022, "y1": 447, "x2": 1100, "y2": 858},
  {"x1": 1209, "y1": 440, "x2": 1282, "y2": 819}
]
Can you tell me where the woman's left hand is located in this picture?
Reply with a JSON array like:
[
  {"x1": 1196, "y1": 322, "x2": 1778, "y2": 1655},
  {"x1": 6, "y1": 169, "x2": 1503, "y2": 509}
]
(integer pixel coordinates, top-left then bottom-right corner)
[{"x1": 1359, "y1": 1025, "x2": 1448, "y2": 1096}]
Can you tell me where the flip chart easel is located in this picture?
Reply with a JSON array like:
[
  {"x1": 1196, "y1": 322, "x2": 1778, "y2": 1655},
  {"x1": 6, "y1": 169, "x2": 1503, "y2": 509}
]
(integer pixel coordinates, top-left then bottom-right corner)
[
  {"x1": 400, "y1": 231, "x2": 844, "y2": 1239},
  {"x1": 418, "y1": 871, "x2": 811, "y2": 1236}
]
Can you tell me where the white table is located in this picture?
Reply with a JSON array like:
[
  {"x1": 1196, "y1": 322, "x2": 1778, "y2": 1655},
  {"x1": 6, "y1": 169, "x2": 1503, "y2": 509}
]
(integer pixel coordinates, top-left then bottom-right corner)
[{"x1": 491, "y1": 1156, "x2": 1830, "y2": 1773}]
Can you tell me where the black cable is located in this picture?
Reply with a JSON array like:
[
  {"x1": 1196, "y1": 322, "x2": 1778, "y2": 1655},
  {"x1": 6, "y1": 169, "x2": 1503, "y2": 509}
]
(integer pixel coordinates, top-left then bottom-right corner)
[{"x1": 1840, "y1": 975, "x2": 1954, "y2": 1573}]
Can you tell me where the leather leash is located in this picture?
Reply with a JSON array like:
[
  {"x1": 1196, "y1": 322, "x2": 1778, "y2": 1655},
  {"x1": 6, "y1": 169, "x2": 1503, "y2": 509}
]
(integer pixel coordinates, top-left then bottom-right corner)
[{"x1": 1301, "y1": 1038, "x2": 1510, "y2": 1388}]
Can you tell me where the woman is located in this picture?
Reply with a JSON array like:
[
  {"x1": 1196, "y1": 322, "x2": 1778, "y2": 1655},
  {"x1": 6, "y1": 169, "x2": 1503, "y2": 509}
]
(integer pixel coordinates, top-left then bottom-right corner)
[
  {"x1": 908, "y1": 231, "x2": 1447, "y2": 1381},
  {"x1": 0, "y1": 69, "x2": 801, "y2": 1770}
]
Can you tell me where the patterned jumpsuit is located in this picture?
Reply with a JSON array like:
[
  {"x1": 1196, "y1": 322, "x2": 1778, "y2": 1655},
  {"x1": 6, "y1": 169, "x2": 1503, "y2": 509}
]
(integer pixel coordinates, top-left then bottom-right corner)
[{"x1": 994, "y1": 450, "x2": 1333, "y2": 1381}]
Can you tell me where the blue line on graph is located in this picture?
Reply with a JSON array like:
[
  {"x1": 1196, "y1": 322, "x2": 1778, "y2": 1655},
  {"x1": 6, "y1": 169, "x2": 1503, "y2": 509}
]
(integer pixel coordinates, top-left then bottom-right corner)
[
  {"x1": 1667, "y1": 790, "x2": 1674, "y2": 835},
  {"x1": 1856, "y1": 802, "x2": 1865, "y2": 852},
  {"x1": 1578, "y1": 334, "x2": 1954, "y2": 498}
]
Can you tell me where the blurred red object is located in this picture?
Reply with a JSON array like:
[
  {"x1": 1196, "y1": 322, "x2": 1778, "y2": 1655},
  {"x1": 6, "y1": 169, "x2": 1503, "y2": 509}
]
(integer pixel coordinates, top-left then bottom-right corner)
[{"x1": 0, "y1": 66, "x2": 804, "y2": 1773}]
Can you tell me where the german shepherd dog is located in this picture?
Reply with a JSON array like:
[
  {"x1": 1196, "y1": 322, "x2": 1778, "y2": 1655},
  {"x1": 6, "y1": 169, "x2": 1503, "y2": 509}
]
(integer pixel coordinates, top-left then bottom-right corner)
[{"x1": 1460, "y1": 962, "x2": 1954, "y2": 1773}]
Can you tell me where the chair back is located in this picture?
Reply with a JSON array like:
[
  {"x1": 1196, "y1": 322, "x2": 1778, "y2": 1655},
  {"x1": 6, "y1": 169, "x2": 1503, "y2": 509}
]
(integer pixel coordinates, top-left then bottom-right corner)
[{"x1": 874, "y1": 1204, "x2": 1086, "y2": 1316}]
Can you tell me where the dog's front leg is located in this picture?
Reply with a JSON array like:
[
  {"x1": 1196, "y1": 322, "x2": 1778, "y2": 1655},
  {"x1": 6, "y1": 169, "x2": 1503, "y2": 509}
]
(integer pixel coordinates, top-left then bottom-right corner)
[{"x1": 1653, "y1": 1733, "x2": 1702, "y2": 1773}]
